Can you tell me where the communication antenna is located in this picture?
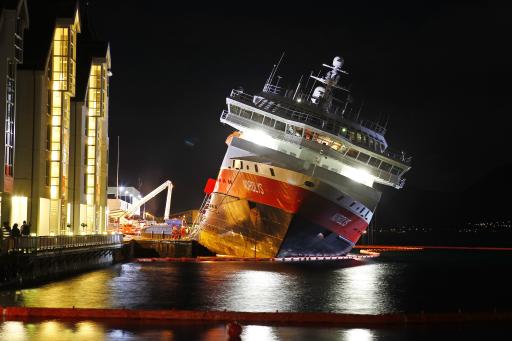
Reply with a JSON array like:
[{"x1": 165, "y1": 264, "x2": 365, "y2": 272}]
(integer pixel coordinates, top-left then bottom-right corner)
[
  {"x1": 293, "y1": 74, "x2": 303, "y2": 100},
  {"x1": 267, "y1": 52, "x2": 285, "y2": 86},
  {"x1": 383, "y1": 113, "x2": 390, "y2": 130},
  {"x1": 303, "y1": 71, "x2": 313, "y2": 100},
  {"x1": 355, "y1": 100, "x2": 364, "y2": 121},
  {"x1": 116, "y1": 135, "x2": 120, "y2": 199},
  {"x1": 308, "y1": 70, "x2": 322, "y2": 99}
]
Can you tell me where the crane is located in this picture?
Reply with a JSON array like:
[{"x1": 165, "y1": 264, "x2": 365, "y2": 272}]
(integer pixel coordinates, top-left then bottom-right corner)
[{"x1": 119, "y1": 180, "x2": 173, "y2": 220}]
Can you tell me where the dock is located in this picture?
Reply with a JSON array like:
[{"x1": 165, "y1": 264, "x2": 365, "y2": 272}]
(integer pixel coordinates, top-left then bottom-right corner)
[{"x1": 0, "y1": 235, "x2": 123, "y2": 287}]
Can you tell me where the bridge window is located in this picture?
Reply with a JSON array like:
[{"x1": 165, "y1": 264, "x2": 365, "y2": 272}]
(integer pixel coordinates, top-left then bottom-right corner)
[
  {"x1": 240, "y1": 109, "x2": 252, "y2": 119},
  {"x1": 379, "y1": 162, "x2": 392, "y2": 172},
  {"x1": 230, "y1": 104, "x2": 240, "y2": 115},
  {"x1": 346, "y1": 148, "x2": 359, "y2": 158},
  {"x1": 331, "y1": 141, "x2": 342, "y2": 151},
  {"x1": 357, "y1": 153, "x2": 370, "y2": 163},
  {"x1": 316, "y1": 134, "x2": 332, "y2": 146},
  {"x1": 254, "y1": 164, "x2": 259, "y2": 172},
  {"x1": 275, "y1": 121, "x2": 286, "y2": 131},
  {"x1": 339, "y1": 144, "x2": 348, "y2": 154},
  {"x1": 391, "y1": 166, "x2": 402, "y2": 175},
  {"x1": 263, "y1": 116, "x2": 275, "y2": 127},
  {"x1": 368, "y1": 157, "x2": 381, "y2": 168},
  {"x1": 252, "y1": 112, "x2": 264, "y2": 124},
  {"x1": 287, "y1": 125, "x2": 303, "y2": 137},
  {"x1": 270, "y1": 168, "x2": 275, "y2": 176},
  {"x1": 304, "y1": 129, "x2": 314, "y2": 141}
]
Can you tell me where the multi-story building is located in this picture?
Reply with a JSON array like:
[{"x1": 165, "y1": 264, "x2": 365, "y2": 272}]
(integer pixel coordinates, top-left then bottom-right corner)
[
  {"x1": 13, "y1": 0, "x2": 111, "y2": 235},
  {"x1": 0, "y1": 0, "x2": 28, "y2": 225},
  {"x1": 69, "y1": 40, "x2": 111, "y2": 234}
]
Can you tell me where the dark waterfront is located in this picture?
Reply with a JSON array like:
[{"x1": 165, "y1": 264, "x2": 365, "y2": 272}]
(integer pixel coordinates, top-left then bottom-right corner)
[
  {"x1": 1, "y1": 251, "x2": 512, "y2": 340},
  {"x1": 2, "y1": 251, "x2": 512, "y2": 313}
]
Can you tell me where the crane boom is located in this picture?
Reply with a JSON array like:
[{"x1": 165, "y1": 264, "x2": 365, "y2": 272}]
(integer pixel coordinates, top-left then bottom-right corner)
[{"x1": 120, "y1": 180, "x2": 173, "y2": 219}]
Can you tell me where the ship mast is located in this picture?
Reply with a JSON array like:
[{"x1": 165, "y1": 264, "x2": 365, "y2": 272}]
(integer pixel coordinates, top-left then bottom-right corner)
[{"x1": 309, "y1": 56, "x2": 350, "y2": 113}]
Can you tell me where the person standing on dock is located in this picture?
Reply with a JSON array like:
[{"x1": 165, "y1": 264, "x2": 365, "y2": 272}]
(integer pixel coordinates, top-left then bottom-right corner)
[
  {"x1": 0, "y1": 222, "x2": 3, "y2": 253},
  {"x1": 21, "y1": 221, "x2": 30, "y2": 236},
  {"x1": 2, "y1": 221, "x2": 10, "y2": 237},
  {"x1": 10, "y1": 223, "x2": 21, "y2": 237},
  {"x1": 2, "y1": 222, "x2": 11, "y2": 253}
]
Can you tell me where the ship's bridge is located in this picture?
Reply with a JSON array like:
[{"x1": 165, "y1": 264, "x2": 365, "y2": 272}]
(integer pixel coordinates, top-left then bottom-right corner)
[{"x1": 221, "y1": 89, "x2": 411, "y2": 189}]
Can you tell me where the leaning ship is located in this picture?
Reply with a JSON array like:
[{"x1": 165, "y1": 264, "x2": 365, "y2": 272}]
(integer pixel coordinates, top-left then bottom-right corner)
[{"x1": 197, "y1": 56, "x2": 411, "y2": 258}]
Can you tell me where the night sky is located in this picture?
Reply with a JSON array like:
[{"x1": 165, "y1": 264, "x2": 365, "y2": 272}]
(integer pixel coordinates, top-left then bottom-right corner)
[{"x1": 83, "y1": 2, "x2": 504, "y2": 221}]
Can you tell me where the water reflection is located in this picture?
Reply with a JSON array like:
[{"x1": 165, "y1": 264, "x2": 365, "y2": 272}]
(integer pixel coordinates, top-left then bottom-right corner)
[
  {"x1": 241, "y1": 325, "x2": 278, "y2": 341},
  {"x1": 333, "y1": 263, "x2": 386, "y2": 314},
  {"x1": 222, "y1": 269, "x2": 295, "y2": 312},
  {"x1": 0, "y1": 321, "x2": 26, "y2": 341},
  {"x1": 19, "y1": 271, "x2": 113, "y2": 308},
  {"x1": 0, "y1": 319, "x2": 505, "y2": 341},
  {"x1": 0, "y1": 320, "x2": 106, "y2": 341},
  {"x1": 1, "y1": 252, "x2": 510, "y2": 315},
  {"x1": 342, "y1": 328, "x2": 374, "y2": 341}
]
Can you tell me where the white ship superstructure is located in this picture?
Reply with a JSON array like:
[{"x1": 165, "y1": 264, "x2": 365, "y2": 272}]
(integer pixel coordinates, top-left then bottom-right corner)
[{"x1": 198, "y1": 56, "x2": 411, "y2": 257}]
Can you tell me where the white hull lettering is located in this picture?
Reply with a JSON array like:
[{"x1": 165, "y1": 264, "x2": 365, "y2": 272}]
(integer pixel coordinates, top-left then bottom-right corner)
[
  {"x1": 331, "y1": 213, "x2": 351, "y2": 227},
  {"x1": 242, "y1": 180, "x2": 264, "y2": 195}
]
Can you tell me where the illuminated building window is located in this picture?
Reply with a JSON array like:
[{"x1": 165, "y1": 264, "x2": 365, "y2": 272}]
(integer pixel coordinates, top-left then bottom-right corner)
[
  {"x1": 14, "y1": 16, "x2": 24, "y2": 63},
  {"x1": 48, "y1": 21, "x2": 78, "y2": 201},
  {"x1": 84, "y1": 58, "x2": 108, "y2": 221},
  {"x1": 45, "y1": 160, "x2": 50, "y2": 186},
  {"x1": 4, "y1": 60, "x2": 16, "y2": 176}
]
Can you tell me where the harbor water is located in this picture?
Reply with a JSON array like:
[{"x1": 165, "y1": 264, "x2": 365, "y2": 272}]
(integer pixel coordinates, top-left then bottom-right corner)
[{"x1": 1, "y1": 250, "x2": 511, "y2": 340}]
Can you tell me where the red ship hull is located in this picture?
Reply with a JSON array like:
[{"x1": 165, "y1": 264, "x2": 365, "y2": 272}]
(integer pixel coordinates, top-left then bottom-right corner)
[{"x1": 198, "y1": 166, "x2": 377, "y2": 258}]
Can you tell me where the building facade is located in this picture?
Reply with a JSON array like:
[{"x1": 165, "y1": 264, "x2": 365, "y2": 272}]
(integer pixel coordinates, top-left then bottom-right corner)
[
  {"x1": 12, "y1": 0, "x2": 110, "y2": 235},
  {"x1": 0, "y1": 0, "x2": 28, "y2": 225},
  {"x1": 69, "y1": 41, "x2": 111, "y2": 234}
]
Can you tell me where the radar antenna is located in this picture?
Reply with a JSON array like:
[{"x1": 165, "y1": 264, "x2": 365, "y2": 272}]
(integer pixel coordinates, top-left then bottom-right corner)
[{"x1": 309, "y1": 56, "x2": 350, "y2": 110}]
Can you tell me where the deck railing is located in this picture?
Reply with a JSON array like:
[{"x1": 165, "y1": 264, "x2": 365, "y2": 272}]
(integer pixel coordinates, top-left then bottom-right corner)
[
  {"x1": 0, "y1": 234, "x2": 123, "y2": 255},
  {"x1": 229, "y1": 89, "x2": 412, "y2": 165}
]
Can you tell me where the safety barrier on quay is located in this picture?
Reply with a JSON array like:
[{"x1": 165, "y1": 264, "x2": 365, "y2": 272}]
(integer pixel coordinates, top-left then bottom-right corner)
[
  {"x1": 2, "y1": 306, "x2": 511, "y2": 325},
  {"x1": 355, "y1": 245, "x2": 512, "y2": 251},
  {"x1": 0, "y1": 234, "x2": 123, "y2": 255}
]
